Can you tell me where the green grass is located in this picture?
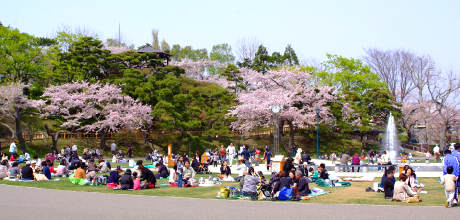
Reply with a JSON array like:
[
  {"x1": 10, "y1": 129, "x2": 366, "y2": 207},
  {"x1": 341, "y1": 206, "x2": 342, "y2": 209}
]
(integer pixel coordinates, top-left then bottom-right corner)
[{"x1": 0, "y1": 174, "x2": 447, "y2": 206}]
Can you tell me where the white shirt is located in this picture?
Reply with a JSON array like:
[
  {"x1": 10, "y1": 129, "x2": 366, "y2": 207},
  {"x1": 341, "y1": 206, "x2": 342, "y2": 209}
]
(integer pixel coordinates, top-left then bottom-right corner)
[
  {"x1": 24, "y1": 153, "x2": 30, "y2": 160},
  {"x1": 227, "y1": 146, "x2": 236, "y2": 155},
  {"x1": 433, "y1": 146, "x2": 440, "y2": 153},
  {"x1": 111, "y1": 143, "x2": 116, "y2": 151},
  {"x1": 237, "y1": 164, "x2": 247, "y2": 176},
  {"x1": 9, "y1": 143, "x2": 17, "y2": 153},
  {"x1": 72, "y1": 145, "x2": 78, "y2": 151}
]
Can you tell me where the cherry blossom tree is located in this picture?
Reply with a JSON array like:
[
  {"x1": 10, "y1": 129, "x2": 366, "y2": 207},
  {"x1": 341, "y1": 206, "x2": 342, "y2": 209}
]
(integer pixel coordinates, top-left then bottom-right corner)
[
  {"x1": 0, "y1": 82, "x2": 44, "y2": 153},
  {"x1": 41, "y1": 82, "x2": 152, "y2": 149},
  {"x1": 227, "y1": 67, "x2": 352, "y2": 152}
]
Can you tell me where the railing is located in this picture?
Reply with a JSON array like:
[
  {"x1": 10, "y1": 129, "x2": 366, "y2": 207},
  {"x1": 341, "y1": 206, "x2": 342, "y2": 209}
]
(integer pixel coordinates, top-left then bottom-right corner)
[{"x1": 0, "y1": 126, "x2": 291, "y2": 148}]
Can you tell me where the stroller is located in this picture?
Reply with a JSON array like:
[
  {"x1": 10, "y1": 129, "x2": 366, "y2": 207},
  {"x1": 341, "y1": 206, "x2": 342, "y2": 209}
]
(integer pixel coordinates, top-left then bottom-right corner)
[
  {"x1": 197, "y1": 158, "x2": 212, "y2": 174},
  {"x1": 255, "y1": 172, "x2": 274, "y2": 199}
]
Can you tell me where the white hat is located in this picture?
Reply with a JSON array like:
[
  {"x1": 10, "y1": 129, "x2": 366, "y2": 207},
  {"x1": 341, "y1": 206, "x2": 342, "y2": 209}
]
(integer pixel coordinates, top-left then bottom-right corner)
[
  {"x1": 26, "y1": 161, "x2": 31, "y2": 165},
  {"x1": 31, "y1": 160, "x2": 37, "y2": 164},
  {"x1": 303, "y1": 162, "x2": 308, "y2": 166}
]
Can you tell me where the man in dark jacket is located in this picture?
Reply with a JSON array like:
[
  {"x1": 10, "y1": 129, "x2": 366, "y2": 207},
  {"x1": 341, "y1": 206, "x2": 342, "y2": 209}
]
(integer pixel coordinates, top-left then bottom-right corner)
[
  {"x1": 295, "y1": 170, "x2": 311, "y2": 196},
  {"x1": 301, "y1": 151, "x2": 312, "y2": 165},
  {"x1": 380, "y1": 166, "x2": 395, "y2": 191},
  {"x1": 191, "y1": 158, "x2": 200, "y2": 172},
  {"x1": 120, "y1": 169, "x2": 134, "y2": 190},
  {"x1": 241, "y1": 147, "x2": 250, "y2": 167},
  {"x1": 298, "y1": 162, "x2": 309, "y2": 177},
  {"x1": 383, "y1": 169, "x2": 395, "y2": 199},
  {"x1": 21, "y1": 161, "x2": 34, "y2": 180},
  {"x1": 108, "y1": 166, "x2": 123, "y2": 184}
]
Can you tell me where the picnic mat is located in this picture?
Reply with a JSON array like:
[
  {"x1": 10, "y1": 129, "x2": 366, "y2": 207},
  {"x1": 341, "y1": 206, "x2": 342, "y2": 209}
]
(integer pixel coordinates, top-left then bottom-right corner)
[
  {"x1": 341, "y1": 176, "x2": 375, "y2": 182},
  {"x1": 128, "y1": 165, "x2": 156, "y2": 168},
  {"x1": 303, "y1": 187, "x2": 329, "y2": 199}
]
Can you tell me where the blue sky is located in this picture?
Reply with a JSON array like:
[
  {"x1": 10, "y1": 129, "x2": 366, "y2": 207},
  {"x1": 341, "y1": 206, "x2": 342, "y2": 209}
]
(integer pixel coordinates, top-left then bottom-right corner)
[{"x1": 2, "y1": 0, "x2": 459, "y2": 69}]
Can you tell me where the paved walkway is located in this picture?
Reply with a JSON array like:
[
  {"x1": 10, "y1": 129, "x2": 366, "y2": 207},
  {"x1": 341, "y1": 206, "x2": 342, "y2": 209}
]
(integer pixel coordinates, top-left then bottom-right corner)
[{"x1": 0, "y1": 184, "x2": 455, "y2": 219}]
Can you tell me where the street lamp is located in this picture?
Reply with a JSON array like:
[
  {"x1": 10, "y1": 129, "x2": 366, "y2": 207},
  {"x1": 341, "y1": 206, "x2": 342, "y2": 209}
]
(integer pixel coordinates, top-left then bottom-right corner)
[
  {"x1": 316, "y1": 107, "x2": 320, "y2": 158},
  {"x1": 269, "y1": 104, "x2": 283, "y2": 155}
]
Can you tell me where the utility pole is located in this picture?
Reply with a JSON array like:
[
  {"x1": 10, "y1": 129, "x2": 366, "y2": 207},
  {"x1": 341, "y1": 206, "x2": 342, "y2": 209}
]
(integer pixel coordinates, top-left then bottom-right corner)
[{"x1": 118, "y1": 22, "x2": 121, "y2": 46}]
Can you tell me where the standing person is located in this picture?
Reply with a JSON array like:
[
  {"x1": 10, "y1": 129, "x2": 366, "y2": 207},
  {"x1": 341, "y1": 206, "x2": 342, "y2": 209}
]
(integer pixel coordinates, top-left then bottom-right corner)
[
  {"x1": 340, "y1": 151, "x2": 351, "y2": 172},
  {"x1": 127, "y1": 145, "x2": 133, "y2": 158},
  {"x1": 176, "y1": 156, "x2": 184, "y2": 188},
  {"x1": 330, "y1": 152, "x2": 337, "y2": 164},
  {"x1": 65, "y1": 146, "x2": 71, "y2": 157},
  {"x1": 291, "y1": 143, "x2": 296, "y2": 158},
  {"x1": 443, "y1": 149, "x2": 459, "y2": 205},
  {"x1": 263, "y1": 147, "x2": 272, "y2": 171},
  {"x1": 212, "y1": 148, "x2": 218, "y2": 167},
  {"x1": 444, "y1": 142, "x2": 450, "y2": 156},
  {"x1": 351, "y1": 153, "x2": 360, "y2": 172},
  {"x1": 377, "y1": 155, "x2": 383, "y2": 172},
  {"x1": 434, "y1": 145, "x2": 440, "y2": 162},
  {"x1": 442, "y1": 166, "x2": 457, "y2": 207},
  {"x1": 241, "y1": 146, "x2": 250, "y2": 167},
  {"x1": 111, "y1": 142, "x2": 117, "y2": 156},
  {"x1": 381, "y1": 151, "x2": 390, "y2": 170},
  {"x1": 451, "y1": 143, "x2": 460, "y2": 201},
  {"x1": 368, "y1": 150, "x2": 375, "y2": 164},
  {"x1": 220, "y1": 144, "x2": 226, "y2": 165},
  {"x1": 9, "y1": 141, "x2": 17, "y2": 156},
  {"x1": 71, "y1": 143, "x2": 78, "y2": 156},
  {"x1": 227, "y1": 143, "x2": 236, "y2": 167}
]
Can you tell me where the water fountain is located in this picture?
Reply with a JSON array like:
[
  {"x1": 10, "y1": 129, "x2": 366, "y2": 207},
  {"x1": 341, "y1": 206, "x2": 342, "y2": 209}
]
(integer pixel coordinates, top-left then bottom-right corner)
[{"x1": 385, "y1": 112, "x2": 398, "y2": 164}]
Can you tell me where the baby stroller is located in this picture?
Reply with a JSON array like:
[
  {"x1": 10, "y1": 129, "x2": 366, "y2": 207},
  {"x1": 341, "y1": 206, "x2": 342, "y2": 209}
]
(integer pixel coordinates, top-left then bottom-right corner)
[
  {"x1": 197, "y1": 158, "x2": 212, "y2": 174},
  {"x1": 255, "y1": 172, "x2": 273, "y2": 199}
]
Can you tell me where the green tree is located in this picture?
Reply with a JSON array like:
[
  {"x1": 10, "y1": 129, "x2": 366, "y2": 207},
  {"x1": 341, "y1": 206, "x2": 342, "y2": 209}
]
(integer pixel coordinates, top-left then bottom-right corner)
[
  {"x1": 161, "y1": 39, "x2": 170, "y2": 52},
  {"x1": 252, "y1": 45, "x2": 271, "y2": 73},
  {"x1": 283, "y1": 44, "x2": 299, "y2": 66},
  {"x1": 169, "y1": 45, "x2": 208, "y2": 61},
  {"x1": 209, "y1": 43, "x2": 235, "y2": 75},
  {"x1": 220, "y1": 64, "x2": 245, "y2": 94},
  {"x1": 0, "y1": 26, "x2": 46, "y2": 84}
]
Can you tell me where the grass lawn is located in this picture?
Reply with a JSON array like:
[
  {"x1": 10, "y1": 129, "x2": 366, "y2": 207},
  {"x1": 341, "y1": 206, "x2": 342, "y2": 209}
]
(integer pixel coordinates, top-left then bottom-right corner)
[{"x1": 0, "y1": 173, "x2": 447, "y2": 206}]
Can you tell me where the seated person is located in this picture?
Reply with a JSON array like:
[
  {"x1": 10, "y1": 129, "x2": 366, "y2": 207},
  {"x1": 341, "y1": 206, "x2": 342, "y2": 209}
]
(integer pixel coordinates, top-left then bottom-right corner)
[
  {"x1": 289, "y1": 170, "x2": 298, "y2": 188},
  {"x1": 112, "y1": 154, "x2": 118, "y2": 163},
  {"x1": 218, "y1": 161, "x2": 232, "y2": 179},
  {"x1": 30, "y1": 160, "x2": 40, "y2": 173},
  {"x1": 155, "y1": 161, "x2": 169, "y2": 179},
  {"x1": 318, "y1": 163, "x2": 329, "y2": 180},
  {"x1": 132, "y1": 160, "x2": 143, "y2": 177},
  {"x1": 273, "y1": 171, "x2": 292, "y2": 197},
  {"x1": 21, "y1": 161, "x2": 34, "y2": 180},
  {"x1": 42, "y1": 161, "x2": 52, "y2": 180},
  {"x1": 139, "y1": 165, "x2": 156, "y2": 189},
  {"x1": 383, "y1": 169, "x2": 394, "y2": 199},
  {"x1": 87, "y1": 159, "x2": 99, "y2": 172},
  {"x1": 24, "y1": 152, "x2": 31, "y2": 161},
  {"x1": 69, "y1": 162, "x2": 86, "y2": 185},
  {"x1": 120, "y1": 169, "x2": 134, "y2": 190},
  {"x1": 393, "y1": 173, "x2": 420, "y2": 202},
  {"x1": 242, "y1": 167, "x2": 259, "y2": 195},
  {"x1": 0, "y1": 160, "x2": 10, "y2": 179},
  {"x1": 295, "y1": 170, "x2": 311, "y2": 197},
  {"x1": 235, "y1": 159, "x2": 248, "y2": 182},
  {"x1": 298, "y1": 162, "x2": 309, "y2": 177},
  {"x1": 9, "y1": 161, "x2": 20, "y2": 179},
  {"x1": 56, "y1": 160, "x2": 68, "y2": 177},
  {"x1": 191, "y1": 157, "x2": 200, "y2": 172},
  {"x1": 48, "y1": 162, "x2": 56, "y2": 174},
  {"x1": 133, "y1": 172, "x2": 141, "y2": 190},
  {"x1": 380, "y1": 166, "x2": 396, "y2": 191},
  {"x1": 10, "y1": 153, "x2": 18, "y2": 162},
  {"x1": 182, "y1": 161, "x2": 196, "y2": 185},
  {"x1": 309, "y1": 167, "x2": 318, "y2": 181},
  {"x1": 405, "y1": 167, "x2": 423, "y2": 193},
  {"x1": 98, "y1": 159, "x2": 109, "y2": 173},
  {"x1": 108, "y1": 166, "x2": 123, "y2": 184}
]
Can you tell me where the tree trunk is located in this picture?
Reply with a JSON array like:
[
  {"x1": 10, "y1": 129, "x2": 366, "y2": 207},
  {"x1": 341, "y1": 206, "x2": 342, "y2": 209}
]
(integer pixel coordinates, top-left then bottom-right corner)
[
  {"x1": 14, "y1": 110, "x2": 27, "y2": 154},
  {"x1": 100, "y1": 128, "x2": 108, "y2": 150},
  {"x1": 279, "y1": 120, "x2": 289, "y2": 153},
  {"x1": 287, "y1": 120, "x2": 295, "y2": 150},
  {"x1": 44, "y1": 124, "x2": 58, "y2": 152}
]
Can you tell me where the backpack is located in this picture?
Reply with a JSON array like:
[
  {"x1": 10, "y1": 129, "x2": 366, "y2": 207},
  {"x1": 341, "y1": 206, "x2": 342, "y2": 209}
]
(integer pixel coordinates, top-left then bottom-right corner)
[
  {"x1": 278, "y1": 187, "x2": 293, "y2": 200},
  {"x1": 97, "y1": 176, "x2": 108, "y2": 185}
]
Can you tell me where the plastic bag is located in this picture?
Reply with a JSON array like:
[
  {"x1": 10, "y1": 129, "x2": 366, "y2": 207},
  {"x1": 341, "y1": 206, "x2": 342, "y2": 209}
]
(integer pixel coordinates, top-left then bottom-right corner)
[
  {"x1": 278, "y1": 187, "x2": 293, "y2": 200},
  {"x1": 220, "y1": 187, "x2": 230, "y2": 198}
]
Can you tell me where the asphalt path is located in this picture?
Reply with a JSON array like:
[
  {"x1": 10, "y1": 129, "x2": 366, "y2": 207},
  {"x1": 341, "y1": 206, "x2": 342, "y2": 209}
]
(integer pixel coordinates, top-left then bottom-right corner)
[{"x1": 0, "y1": 184, "x2": 456, "y2": 220}]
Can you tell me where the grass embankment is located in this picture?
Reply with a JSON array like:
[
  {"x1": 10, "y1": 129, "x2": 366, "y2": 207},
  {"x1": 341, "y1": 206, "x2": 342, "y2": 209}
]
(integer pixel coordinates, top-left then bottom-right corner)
[{"x1": 0, "y1": 174, "x2": 446, "y2": 206}]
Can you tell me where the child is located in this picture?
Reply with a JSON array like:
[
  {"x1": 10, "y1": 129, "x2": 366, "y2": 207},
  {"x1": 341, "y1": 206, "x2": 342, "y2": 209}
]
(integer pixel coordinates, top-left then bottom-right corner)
[
  {"x1": 177, "y1": 156, "x2": 184, "y2": 188},
  {"x1": 441, "y1": 166, "x2": 457, "y2": 207},
  {"x1": 377, "y1": 155, "x2": 382, "y2": 172},
  {"x1": 330, "y1": 152, "x2": 337, "y2": 164},
  {"x1": 257, "y1": 171, "x2": 266, "y2": 182},
  {"x1": 133, "y1": 171, "x2": 141, "y2": 190},
  {"x1": 309, "y1": 167, "x2": 318, "y2": 181}
]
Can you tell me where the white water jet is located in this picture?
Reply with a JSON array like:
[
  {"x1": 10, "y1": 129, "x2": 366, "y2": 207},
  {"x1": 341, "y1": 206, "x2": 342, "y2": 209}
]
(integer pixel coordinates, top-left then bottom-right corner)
[{"x1": 385, "y1": 112, "x2": 398, "y2": 164}]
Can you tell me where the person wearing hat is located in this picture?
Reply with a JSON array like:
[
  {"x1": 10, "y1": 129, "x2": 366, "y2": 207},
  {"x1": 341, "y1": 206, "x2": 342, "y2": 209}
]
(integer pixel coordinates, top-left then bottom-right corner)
[
  {"x1": 298, "y1": 162, "x2": 309, "y2": 177},
  {"x1": 340, "y1": 151, "x2": 351, "y2": 172},
  {"x1": 108, "y1": 166, "x2": 123, "y2": 184},
  {"x1": 9, "y1": 140, "x2": 17, "y2": 156},
  {"x1": 21, "y1": 161, "x2": 34, "y2": 180}
]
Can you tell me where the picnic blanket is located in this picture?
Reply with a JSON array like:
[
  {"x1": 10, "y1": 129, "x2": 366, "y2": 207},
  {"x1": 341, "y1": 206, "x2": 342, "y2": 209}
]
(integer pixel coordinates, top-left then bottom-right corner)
[
  {"x1": 315, "y1": 178, "x2": 351, "y2": 187},
  {"x1": 303, "y1": 187, "x2": 329, "y2": 198},
  {"x1": 128, "y1": 165, "x2": 156, "y2": 168},
  {"x1": 341, "y1": 176, "x2": 375, "y2": 182}
]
